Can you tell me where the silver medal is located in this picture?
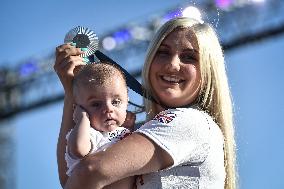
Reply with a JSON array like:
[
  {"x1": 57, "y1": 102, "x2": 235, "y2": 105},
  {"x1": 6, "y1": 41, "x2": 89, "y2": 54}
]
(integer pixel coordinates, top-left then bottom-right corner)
[{"x1": 64, "y1": 26, "x2": 99, "y2": 58}]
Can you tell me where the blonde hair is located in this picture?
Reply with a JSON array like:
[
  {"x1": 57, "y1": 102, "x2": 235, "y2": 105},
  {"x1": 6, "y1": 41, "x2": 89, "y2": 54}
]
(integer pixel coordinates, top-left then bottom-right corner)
[
  {"x1": 142, "y1": 17, "x2": 237, "y2": 189},
  {"x1": 73, "y1": 62, "x2": 127, "y2": 96}
]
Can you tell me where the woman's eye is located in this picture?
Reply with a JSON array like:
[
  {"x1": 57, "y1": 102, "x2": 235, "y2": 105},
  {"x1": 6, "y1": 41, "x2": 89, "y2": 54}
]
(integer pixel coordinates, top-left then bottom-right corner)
[
  {"x1": 156, "y1": 50, "x2": 170, "y2": 57},
  {"x1": 112, "y1": 99, "x2": 122, "y2": 106},
  {"x1": 180, "y1": 54, "x2": 197, "y2": 63}
]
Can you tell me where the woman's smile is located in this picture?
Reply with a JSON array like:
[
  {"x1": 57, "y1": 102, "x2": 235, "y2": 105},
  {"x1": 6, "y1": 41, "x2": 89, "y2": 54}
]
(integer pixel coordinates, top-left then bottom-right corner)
[{"x1": 160, "y1": 75, "x2": 185, "y2": 84}]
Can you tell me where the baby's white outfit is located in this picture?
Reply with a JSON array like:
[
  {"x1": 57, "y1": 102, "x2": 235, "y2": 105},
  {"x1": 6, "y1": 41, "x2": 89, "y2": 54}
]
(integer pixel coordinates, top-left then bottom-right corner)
[{"x1": 65, "y1": 127, "x2": 131, "y2": 176}]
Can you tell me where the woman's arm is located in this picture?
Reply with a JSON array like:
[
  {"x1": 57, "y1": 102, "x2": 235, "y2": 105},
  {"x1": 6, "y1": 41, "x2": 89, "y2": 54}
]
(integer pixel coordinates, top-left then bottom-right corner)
[
  {"x1": 57, "y1": 96, "x2": 74, "y2": 186},
  {"x1": 54, "y1": 43, "x2": 86, "y2": 186},
  {"x1": 64, "y1": 132, "x2": 174, "y2": 189}
]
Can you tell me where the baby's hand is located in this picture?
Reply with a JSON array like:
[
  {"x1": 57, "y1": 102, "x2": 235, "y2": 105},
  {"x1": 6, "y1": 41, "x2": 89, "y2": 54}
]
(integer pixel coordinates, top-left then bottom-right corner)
[
  {"x1": 122, "y1": 111, "x2": 136, "y2": 131},
  {"x1": 73, "y1": 104, "x2": 89, "y2": 124}
]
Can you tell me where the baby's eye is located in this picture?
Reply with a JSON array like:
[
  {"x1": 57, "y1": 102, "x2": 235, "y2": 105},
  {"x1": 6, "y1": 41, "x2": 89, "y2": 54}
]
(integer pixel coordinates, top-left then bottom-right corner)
[
  {"x1": 112, "y1": 99, "x2": 122, "y2": 107},
  {"x1": 91, "y1": 102, "x2": 100, "y2": 108}
]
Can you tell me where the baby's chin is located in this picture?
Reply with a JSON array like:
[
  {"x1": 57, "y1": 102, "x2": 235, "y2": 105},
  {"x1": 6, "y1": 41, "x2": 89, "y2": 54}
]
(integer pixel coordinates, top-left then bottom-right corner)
[
  {"x1": 92, "y1": 122, "x2": 120, "y2": 132},
  {"x1": 104, "y1": 119, "x2": 120, "y2": 131},
  {"x1": 91, "y1": 119, "x2": 120, "y2": 132},
  {"x1": 104, "y1": 124, "x2": 119, "y2": 132}
]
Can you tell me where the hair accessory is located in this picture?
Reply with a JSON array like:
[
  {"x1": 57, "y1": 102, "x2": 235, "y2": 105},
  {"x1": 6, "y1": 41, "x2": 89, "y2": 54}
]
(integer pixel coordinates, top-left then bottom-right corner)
[{"x1": 64, "y1": 26, "x2": 99, "y2": 58}]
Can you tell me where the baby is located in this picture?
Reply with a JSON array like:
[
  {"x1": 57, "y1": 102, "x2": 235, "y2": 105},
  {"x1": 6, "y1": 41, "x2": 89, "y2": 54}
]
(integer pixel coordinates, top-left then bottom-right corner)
[{"x1": 65, "y1": 62, "x2": 134, "y2": 188}]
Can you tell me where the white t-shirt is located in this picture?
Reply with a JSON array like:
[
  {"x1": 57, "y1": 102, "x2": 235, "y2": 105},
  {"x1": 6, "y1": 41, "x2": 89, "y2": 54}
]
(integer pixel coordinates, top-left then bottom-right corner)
[
  {"x1": 135, "y1": 107, "x2": 225, "y2": 189},
  {"x1": 65, "y1": 127, "x2": 131, "y2": 176}
]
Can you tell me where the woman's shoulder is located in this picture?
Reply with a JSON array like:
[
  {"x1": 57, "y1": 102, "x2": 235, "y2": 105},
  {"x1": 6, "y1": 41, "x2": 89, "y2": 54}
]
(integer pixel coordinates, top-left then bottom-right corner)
[
  {"x1": 152, "y1": 107, "x2": 221, "y2": 140},
  {"x1": 138, "y1": 106, "x2": 214, "y2": 128},
  {"x1": 137, "y1": 106, "x2": 216, "y2": 139},
  {"x1": 162, "y1": 107, "x2": 214, "y2": 126}
]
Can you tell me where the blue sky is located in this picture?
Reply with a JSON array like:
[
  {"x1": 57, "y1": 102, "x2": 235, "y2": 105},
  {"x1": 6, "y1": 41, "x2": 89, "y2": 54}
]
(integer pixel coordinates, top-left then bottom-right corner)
[{"x1": 0, "y1": 0, "x2": 284, "y2": 189}]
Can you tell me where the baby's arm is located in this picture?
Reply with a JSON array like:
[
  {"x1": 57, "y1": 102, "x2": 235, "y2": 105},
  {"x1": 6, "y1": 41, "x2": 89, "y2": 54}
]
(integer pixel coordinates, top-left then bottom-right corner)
[{"x1": 68, "y1": 105, "x2": 92, "y2": 158}]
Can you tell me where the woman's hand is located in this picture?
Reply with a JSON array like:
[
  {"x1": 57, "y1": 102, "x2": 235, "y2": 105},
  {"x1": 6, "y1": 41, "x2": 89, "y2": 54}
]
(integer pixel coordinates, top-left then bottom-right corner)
[{"x1": 54, "y1": 43, "x2": 86, "y2": 97}]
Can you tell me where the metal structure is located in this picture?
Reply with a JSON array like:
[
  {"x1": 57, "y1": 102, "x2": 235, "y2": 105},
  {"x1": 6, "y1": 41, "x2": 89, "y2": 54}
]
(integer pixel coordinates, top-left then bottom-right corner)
[
  {"x1": 1, "y1": 0, "x2": 284, "y2": 120},
  {"x1": 0, "y1": 122, "x2": 15, "y2": 188}
]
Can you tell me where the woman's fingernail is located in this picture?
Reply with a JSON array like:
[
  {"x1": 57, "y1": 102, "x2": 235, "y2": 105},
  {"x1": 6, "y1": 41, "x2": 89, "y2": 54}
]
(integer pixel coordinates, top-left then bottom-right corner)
[
  {"x1": 71, "y1": 42, "x2": 76, "y2": 46},
  {"x1": 81, "y1": 48, "x2": 88, "y2": 51}
]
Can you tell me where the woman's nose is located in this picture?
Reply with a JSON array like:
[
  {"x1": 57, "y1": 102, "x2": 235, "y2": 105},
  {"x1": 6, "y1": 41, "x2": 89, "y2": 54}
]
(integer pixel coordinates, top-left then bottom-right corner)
[{"x1": 166, "y1": 55, "x2": 180, "y2": 72}]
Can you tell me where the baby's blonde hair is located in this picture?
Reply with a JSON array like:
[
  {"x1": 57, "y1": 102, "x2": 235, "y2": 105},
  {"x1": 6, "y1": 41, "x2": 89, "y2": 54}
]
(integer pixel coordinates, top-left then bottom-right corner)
[{"x1": 73, "y1": 62, "x2": 127, "y2": 96}]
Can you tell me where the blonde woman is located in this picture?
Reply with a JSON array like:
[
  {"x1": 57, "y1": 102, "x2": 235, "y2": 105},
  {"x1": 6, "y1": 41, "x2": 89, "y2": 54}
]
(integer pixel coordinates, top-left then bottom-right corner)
[{"x1": 54, "y1": 17, "x2": 237, "y2": 189}]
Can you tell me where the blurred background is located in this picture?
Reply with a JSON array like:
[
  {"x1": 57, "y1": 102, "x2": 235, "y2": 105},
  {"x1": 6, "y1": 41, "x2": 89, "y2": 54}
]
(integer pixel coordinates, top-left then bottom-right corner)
[{"x1": 0, "y1": 0, "x2": 284, "y2": 188}]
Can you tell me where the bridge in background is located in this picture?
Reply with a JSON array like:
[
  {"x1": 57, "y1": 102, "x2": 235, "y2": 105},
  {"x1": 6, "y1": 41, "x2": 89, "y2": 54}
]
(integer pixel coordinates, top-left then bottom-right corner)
[{"x1": 1, "y1": 0, "x2": 284, "y2": 120}]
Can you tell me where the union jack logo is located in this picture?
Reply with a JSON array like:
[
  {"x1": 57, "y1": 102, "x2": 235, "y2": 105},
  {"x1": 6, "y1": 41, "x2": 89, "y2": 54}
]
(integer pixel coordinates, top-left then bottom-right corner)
[{"x1": 153, "y1": 111, "x2": 177, "y2": 124}]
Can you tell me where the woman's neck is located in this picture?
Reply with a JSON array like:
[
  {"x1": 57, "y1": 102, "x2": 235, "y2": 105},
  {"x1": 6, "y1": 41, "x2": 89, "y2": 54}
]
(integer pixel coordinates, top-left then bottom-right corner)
[
  {"x1": 153, "y1": 100, "x2": 199, "y2": 114},
  {"x1": 154, "y1": 103, "x2": 166, "y2": 113}
]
